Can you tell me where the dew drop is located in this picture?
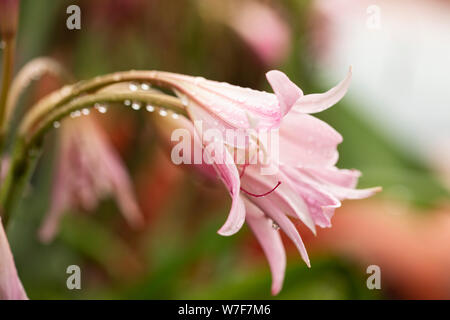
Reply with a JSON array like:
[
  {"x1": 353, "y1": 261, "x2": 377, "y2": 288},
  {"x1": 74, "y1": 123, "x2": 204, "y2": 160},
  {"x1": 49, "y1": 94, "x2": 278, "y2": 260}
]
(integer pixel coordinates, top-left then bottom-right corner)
[
  {"x1": 159, "y1": 109, "x2": 168, "y2": 117},
  {"x1": 181, "y1": 96, "x2": 189, "y2": 107},
  {"x1": 124, "y1": 99, "x2": 131, "y2": 106},
  {"x1": 81, "y1": 108, "x2": 90, "y2": 115},
  {"x1": 53, "y1": 121, "x2": 60, "y2": 128},
  {"x1": 172, "y1": 113, "x2": 179, "y2": 119},
  {"x1": 129, "y1": 83, "x2": 138, "y2": 91},
  {"x1": 95, "y1": 103, "x2": 108, "y2": 113},
  {"x1": 141, "y1": 83, "x2": 150, "y2": 90},
  {"x1": 271, "y1": 221, "x2": 280, "y2": 231},
  {"x1": 146, "y1": 104, "x2": 155, "y2": 112},
  {"x1": 131, "y1": 102, "x2": 141, "y2": 110},
  {"x1": 70, "y1": 110, "x2": 81, "y2": 118}
]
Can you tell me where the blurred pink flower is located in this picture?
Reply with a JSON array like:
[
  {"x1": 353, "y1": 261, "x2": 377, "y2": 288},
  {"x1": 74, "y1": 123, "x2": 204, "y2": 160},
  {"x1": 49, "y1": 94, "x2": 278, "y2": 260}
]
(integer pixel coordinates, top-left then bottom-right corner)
[
  {"x1": 196, "y1": 0, "x2": 290, "y2": 66},
  {"x1": 152, "y1": 68, "x2": 380, "y2": 294},
  {"x1": 229, "y1": 1, "x2": 291, "y2": 66},
  {"x1": 0, "y1": 219, "x2": 27, "y2": 300},
  {"x1": 38, "y1": 117, "x2": 143, "y2": 243}
]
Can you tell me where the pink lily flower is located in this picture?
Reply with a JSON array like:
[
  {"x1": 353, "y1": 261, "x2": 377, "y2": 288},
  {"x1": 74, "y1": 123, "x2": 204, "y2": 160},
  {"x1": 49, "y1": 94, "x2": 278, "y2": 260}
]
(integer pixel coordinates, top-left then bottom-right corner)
[
  {"x1": 148, "y1": 68, "x2": 380, "y2": 294},
  {"x1": 0, "y1": 219, "x2": 28, "y2": 300},
  {"x1": 38, "y1": 116, "x2": 143, "y2": 243}
]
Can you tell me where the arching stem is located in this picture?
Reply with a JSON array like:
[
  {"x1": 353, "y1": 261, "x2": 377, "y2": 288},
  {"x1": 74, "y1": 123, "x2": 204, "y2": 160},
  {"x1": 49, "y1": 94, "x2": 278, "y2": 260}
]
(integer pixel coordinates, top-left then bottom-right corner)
[{"x1": 0, "y1": 89, "x2": 186, "y2": 227}]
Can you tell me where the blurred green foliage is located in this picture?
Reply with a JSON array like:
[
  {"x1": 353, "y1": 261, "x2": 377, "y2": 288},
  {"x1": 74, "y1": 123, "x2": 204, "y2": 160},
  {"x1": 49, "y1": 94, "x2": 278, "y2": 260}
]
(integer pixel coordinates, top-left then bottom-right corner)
[{"x1": 1, "y1": 0, "x2": 447, "y2": 299}]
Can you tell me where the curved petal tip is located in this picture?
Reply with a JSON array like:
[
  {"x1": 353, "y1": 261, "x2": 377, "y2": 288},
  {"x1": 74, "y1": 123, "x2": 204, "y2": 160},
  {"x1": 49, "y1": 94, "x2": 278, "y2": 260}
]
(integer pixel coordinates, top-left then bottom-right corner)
[
  {"x1": 266, "y1": 70, "x2": 303, "y2": 117},
  {"x1": 293, "y1": 66, "x2": 352, "y2": 114}
]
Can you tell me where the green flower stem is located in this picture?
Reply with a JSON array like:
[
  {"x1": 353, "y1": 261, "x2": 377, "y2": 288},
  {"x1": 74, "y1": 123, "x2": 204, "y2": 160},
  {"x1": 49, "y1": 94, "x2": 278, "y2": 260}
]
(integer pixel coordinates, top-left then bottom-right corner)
[
  {"x1": 24, "y1": 90, "x2": 186, "y2": 145},
  {"x1": 0, "y1": 38, "x2": 16, "y2": 128},
  {"x1": 1, "y1": 57, "x2": 73, "y2": 137},
  {"x1": 0, "y1": 90, "x2": 186, "y2": 226},
  {"x1": 0, "y1": 37, "x2": 16, "y2": 156},
  {"x1": 0, "y1": 137, "x2": 39, "y2": 227},
  {"x1": 21, "y1": 70, "x2": 177, "y2": 135}
]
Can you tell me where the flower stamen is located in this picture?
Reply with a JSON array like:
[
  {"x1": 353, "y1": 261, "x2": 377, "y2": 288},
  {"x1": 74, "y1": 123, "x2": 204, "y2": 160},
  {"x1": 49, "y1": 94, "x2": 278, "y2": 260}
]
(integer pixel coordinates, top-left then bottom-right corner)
[{"x1": 240, "y1": 181, "x2": 281, "y2": 198}]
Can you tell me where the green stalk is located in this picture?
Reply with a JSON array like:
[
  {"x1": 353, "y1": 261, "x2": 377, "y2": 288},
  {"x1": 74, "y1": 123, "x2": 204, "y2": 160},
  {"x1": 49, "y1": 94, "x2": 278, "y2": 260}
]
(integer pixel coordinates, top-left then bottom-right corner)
[
  {"x1": 0, "y1": 38, "x2": 15, "y2": 126},
  {"x1": 0, "y1": 136, "x2": 39, "y2": 227},
  {"x1": 0, "y1": 37, "x2": 16, "y2": 154},
  {"x1": 20, "y1": 70, "x2": 185, "y2": 136},
  {"x1": 0, "y1": 90, "x2": 186, "y2": 226}
]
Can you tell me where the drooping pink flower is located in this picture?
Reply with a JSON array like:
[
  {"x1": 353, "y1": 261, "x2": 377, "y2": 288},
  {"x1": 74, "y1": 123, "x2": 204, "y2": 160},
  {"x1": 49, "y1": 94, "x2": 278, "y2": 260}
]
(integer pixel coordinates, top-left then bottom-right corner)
[
  {"x1": 0, "y1": 219, "x2": 27, "y2": 300},
  {"x1": 150, "y1": 68, "x2": 380, "y2": 294},
  {"x1": 38, "y1": 116, "x2": 143, "y2": 243}
]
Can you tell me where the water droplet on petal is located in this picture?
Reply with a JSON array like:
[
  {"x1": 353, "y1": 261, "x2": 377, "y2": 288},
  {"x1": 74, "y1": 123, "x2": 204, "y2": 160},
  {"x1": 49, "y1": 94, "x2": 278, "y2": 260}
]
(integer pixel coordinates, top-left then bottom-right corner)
[
  {"x1": 53, "y1": 121, "x2": 60, "y2": 128},
  {"x1": 70, "y1": 110, "x2": 81, "y2": 118},
  {"x1": 159, "y1": 109, "x2": 168, "y2": 117},
  {"x1": 82, "y1": 108, "x2": 90, "y2": 115},
  {"x1": 181, "y1": 96, "x2": 189, "y2": 107},
  {"x1": 271, "y1": 220, "x2": 280, "y2": 231},
  {"x1": 146, "y1": 104, "x2": 155, "y2": 112},
  {"x1": 124, "y1": 99, "x2": 131, "y2": 106},
  {"x1": 172, "y1": 113, "x2": 179, "y2": 119}
]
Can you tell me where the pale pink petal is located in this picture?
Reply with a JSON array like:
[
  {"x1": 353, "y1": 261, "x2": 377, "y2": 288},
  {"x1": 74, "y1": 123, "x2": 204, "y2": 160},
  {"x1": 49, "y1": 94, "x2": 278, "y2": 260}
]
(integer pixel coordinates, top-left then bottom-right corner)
[
  {"x1": 248, "y1": 199, "x2": 310, "y2": 267},
  {"x1": 186, "y1": 100, "x2": 248, "y2": 149},
  {"x1": 281, "y1": 166, "x2": 341, "y2": 228},
  {"x1": 203, "y1": 140, "x2": 246, "y2": 236},
  {"x1": 77, "y1": 118, "x2": 144, "y2": 227},
  {"x1": 0, "y1": 219, "x2": 28, "y2": 300},
  {"x1": 39, "y1": 136, "x2": 74, "y2": 243},
  {"x1": 153, "y1": 112, "x2": 218, "y2": 180},
  {"x1": 103, "y1": 149, "x2": 144, "y2": 228},
  {"x1": 321, "y1": 184, "x2": 382, "y2": 200},
  {"x1": 40, "y1": 117, "x2": 144, "y2": 242},
  {"x1": 245, "y1": 199, "x2": 286, "y2": 295},
  {"x1": 266, "y1": 70, "x2": 303, "y2": 117},
  {"x1": 279, "y1": 113, "x2": 342, "y2": 167},
  {"x1": 241, "y1": 165, "x2": 316, "y2": 235},
  {"x1": 293, "y1": 67, "x2": 352, "y2": 114},
  {"x1": 306, "y1": 166, "x2": 361, "y2": 189},
  {"x1": 298, "y1": 168, "x2": 382, "y2": 200},
  {"x1": 157, "y1": 71, "x2": 282, "y2": 132}
]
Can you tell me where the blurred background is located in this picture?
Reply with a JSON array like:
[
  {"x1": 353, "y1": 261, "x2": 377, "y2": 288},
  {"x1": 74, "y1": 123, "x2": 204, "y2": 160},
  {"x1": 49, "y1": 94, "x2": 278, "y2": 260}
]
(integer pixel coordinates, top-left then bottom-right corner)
[{"x1": 2, "y1": 0, "x2": 450, "y2": 299}]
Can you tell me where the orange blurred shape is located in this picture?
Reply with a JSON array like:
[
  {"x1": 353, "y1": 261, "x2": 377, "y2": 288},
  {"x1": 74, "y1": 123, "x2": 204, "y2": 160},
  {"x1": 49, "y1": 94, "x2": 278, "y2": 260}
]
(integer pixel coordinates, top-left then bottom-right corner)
[{"x1": 307, "y1": 200, "x2": 450, "y2": 299}]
